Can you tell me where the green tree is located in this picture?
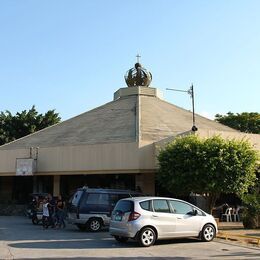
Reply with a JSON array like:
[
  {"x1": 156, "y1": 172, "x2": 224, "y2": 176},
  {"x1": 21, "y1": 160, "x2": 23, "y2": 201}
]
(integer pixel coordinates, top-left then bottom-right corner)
[
  {"x1": 240, "y1": 166, "x2": 260, "y2": 228},
  {"x1": 0, "y1": 105, "x2": 61, "y2": 145},
  {"x1": 157, "y1": 135, "x2": 258, "y2": 213},
  {"x1": 215, "y1": 112, "x2": 260, "y2": 134}
]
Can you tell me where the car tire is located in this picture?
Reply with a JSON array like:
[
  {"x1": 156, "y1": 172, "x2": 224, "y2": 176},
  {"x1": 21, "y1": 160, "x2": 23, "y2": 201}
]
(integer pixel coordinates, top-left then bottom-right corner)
[
  {"x1": 76, "y1": 224, "x2": 87, "y2": 231},
  {"x1": 114, "y1": 236, "x2": 128, "y2": 243},
  {"x1": 201, "y1": 224, "x2": 215, "y2": 242},
  {"x1": 138, "y1": 227, "x2": 156, "y2": 247},
  {"x1": 87, "y1": 218, "x2": 102, "y2": 232},
  {"x1": 32, "y1": 217, "x2": 38, "y2": 225}
]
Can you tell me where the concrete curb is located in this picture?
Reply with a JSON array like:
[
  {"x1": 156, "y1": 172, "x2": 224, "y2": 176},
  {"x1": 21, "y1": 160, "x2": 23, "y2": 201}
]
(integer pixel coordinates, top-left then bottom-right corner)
[
  {"x1": 0, "y1": 241, "x2": 14, "y2": 260},
  {"x1": 217, "y1": 231, "x2": 260, "y2": 247}
]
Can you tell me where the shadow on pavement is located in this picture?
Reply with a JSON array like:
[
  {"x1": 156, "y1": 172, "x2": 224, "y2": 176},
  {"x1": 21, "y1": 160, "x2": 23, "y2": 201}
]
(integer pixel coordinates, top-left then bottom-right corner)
[
  {"x1": 9, "y1": 238, "x2": 201, "y2": 249},
  {"x1": 1, "y1": 216, "x2": 204, "y2": 250},
  {"x1": 17, "y1": 258, "x2": 192, "y2": 260}
]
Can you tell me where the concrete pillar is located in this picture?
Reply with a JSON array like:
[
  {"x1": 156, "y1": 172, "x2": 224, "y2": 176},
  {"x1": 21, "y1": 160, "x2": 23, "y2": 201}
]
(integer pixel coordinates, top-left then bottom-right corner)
[{"x1": 53, "y1": 175, "x2": 60, "y2": 196}]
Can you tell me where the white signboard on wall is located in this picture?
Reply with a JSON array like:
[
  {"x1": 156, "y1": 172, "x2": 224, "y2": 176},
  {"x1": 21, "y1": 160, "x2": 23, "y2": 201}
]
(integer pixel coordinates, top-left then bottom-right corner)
[{"x1": 16, "y1": 158, "x2": 36, "y2": 176}]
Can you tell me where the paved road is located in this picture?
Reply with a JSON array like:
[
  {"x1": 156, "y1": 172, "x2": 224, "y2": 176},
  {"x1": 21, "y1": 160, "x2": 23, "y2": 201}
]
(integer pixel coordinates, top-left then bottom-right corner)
[{"x1": 0, "y1": 216, "x2": 259, "y2": 259}]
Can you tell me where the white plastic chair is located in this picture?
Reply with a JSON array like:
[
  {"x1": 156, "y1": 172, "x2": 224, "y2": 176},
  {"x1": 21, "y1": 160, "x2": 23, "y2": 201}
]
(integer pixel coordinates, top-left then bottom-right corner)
[
  {"x1": 221, "y1": 207, "x2": 233, "y2": 222},
  {"x1": 232, "y1": 207, "x2": 240, "y2": 222}
]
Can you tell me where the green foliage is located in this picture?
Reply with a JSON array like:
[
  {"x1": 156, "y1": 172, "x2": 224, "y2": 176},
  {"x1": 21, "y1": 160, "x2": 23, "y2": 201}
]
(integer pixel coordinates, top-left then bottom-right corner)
[
  {"x1": 242, "y1": 191, "x2": 260, "y2": 216},
  {"x1": 241, "y1": 168, "x2": 260, "y2": 228},
  {"x1": 157, "y1": 135, "x2": 258, "y2": 211},
  {"x1": 0, "y1": 105, "x2": 61, "y2": 145},
  {"x1": 215, "y1": 112, "x2": 260, "y2": 134}
]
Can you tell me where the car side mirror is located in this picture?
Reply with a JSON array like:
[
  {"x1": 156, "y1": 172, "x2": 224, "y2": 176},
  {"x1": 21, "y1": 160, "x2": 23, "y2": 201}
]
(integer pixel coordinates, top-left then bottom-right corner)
[{"x1": 188, "y1": 209, "x2": 198, "y2": 216}]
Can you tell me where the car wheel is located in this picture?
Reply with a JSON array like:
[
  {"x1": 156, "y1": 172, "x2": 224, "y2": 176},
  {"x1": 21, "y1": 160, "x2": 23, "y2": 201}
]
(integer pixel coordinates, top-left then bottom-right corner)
[
  {"x1": 88, "y1": 218, "x2": 102, "y2": 232},
  {"x1": 32, "y1": 216, "x2": 38, "y2": 225},
  {"x1": 138, "y1": 227, "x2": 156, "y2": 247},
  {"x1": 76, "y1": 224, "x2": 87, "y2": 231},
  {"x1": 201, "y1": 224, "x2": 215, "y2": 242},
  {"x1": 114, "y1": 236, "x2": 128, "y2": 243}
]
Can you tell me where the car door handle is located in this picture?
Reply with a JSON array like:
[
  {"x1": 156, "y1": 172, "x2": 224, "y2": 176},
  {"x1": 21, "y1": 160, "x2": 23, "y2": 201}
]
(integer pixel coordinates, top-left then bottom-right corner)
[
  {"x1": 152, "y1": 215, "x2": 159, "y2": 218},
  {"x1": 177, "y1": 217, "x2": 182, "y2": 219}
]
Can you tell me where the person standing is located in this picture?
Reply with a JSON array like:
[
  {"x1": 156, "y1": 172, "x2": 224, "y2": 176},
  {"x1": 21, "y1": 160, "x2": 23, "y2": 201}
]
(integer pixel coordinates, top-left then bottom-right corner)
[
  {"x1": 47, "y1": 194, "x2": 56, "y2": 228},
  {"x1": 56, "y1": 195, "x2": 66, "y2": 228},
  {"x1": 30, "y1": 195, "x2": 39, "y2": 223},
  {"x1": 42, "y1": 198, "x2": 50, "y2": 229}
]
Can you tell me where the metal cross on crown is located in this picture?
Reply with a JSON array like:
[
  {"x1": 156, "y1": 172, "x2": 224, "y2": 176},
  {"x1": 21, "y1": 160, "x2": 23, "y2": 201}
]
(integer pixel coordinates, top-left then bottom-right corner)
[{"x1": 136, "y1": 54, "x2": 141, "y2": 63}]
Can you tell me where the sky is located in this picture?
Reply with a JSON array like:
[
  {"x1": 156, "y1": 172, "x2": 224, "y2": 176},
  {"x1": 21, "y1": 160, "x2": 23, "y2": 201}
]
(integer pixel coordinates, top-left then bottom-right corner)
[{"x1": 0, "y1": 0, "x2": 259, "y2": 120}]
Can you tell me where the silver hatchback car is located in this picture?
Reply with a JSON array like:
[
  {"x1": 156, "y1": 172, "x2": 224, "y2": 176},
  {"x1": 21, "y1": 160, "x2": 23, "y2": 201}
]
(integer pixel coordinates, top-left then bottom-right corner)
[{"x1": 109, "y1": 197, "x2": 218, "y2": 247}]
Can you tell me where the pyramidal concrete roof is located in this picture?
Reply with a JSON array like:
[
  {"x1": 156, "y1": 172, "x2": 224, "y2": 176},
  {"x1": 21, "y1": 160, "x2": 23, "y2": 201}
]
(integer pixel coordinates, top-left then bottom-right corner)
[
  {"x1": 0, "y1": 86, "x2": 237, "y2": 150},
  {"x1": 0, "y1": 95, "x2": 138, "y2": 150},
  {"x1": 140, "y1": 95, "x2": 237, "y2": 142}
]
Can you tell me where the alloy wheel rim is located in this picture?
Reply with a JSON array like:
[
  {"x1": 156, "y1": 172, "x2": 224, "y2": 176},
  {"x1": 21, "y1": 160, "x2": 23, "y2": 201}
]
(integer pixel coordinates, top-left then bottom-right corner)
[
  {"x1": 204, "y1": 226, "x2": 214, "y2": 240},
  {"x1": 91, "y1": 220, "x2": 100, "y2": 230},
  {"x1": 141, "y1": 230, "x2": 154, "y2": 245}
]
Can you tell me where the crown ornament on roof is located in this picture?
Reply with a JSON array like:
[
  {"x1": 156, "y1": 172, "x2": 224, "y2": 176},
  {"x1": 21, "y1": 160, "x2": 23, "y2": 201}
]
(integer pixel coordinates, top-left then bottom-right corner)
[{"x1": 124, "y1": 55, "x2": 152, "y2": 87}]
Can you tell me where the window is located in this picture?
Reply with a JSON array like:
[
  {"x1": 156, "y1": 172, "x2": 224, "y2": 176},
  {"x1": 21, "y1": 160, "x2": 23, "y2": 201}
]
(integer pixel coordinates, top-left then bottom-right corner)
[
  {"x1": 140, "y1": 200, "x2": 152, "y2": 211},
  {"x1": 86, "y1": 193, "x2": 99, "y2": 204},
  {"x1": 153, "y1": 199, "x2": 170, "y2": 213},
  {"x1": 99, "y1": 193, "x2": 109, "y2": 205},
  {"x1": 114, "y1": 200, "x2": 134, "y2": 213},
  {"x1": 169, "y1": 200, "x2": 193, "y2": 214},
  {"x1": 110, "y1": 194, "x2": 119, "y2": 207},
  {"x1": 85, "y1": 193, "x2": 109, "y2": 205},
  {"x1": 71, "y1": 190, "x2": 83, "y2": 206}
]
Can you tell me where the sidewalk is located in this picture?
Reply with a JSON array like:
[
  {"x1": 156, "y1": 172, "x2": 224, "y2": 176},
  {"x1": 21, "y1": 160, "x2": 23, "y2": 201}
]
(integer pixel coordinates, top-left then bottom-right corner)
[{"x1": 217, "y1": 221, "x2": 260, "y2": 247}]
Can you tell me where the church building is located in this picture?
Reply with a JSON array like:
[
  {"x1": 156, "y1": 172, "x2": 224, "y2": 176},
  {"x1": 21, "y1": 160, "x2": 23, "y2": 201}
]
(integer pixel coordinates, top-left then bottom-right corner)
[{"x1": 0, "y1": 61, "x2": 259, "y2": 203}]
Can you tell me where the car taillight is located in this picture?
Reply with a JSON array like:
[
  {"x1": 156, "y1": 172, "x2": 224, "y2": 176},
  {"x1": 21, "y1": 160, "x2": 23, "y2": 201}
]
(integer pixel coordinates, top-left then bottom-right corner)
[{"x1": 128, "y1": 211, "x2": 141, "y2": 221}]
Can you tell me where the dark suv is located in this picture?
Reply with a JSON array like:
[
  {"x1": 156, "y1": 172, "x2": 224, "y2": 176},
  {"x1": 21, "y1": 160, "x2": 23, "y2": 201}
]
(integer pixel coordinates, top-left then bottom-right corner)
[{"x1": 67, "y1": 187, "x2": 141, "y2": 231}]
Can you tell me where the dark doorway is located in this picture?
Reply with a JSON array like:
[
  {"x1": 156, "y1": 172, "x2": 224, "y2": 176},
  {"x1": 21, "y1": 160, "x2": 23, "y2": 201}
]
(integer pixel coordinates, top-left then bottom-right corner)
[{"x1": 12, "y1": 176, "x2": 33, "y2": 204}]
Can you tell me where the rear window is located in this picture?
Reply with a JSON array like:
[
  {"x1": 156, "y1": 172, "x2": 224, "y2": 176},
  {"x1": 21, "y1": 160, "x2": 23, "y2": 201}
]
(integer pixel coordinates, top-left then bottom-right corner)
[
  {"x1": 114, "y1": 200, "x2": 134, "y2": 213},
  {"x1": 70, "y1": 190, "x2": 84, "y2": 206}
]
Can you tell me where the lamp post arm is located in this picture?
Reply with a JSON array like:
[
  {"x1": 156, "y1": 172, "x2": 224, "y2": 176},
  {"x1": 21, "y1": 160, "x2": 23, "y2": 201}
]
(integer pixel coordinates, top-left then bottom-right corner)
[
  {"x1": 166, "y1": 88, "x2": 189, "y2": 93},
  {"x1": 166, "y1": 85, "x2": 198, "y2": 132}
]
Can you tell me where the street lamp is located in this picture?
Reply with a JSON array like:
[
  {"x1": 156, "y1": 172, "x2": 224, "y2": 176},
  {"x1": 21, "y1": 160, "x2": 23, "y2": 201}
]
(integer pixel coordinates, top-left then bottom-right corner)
[{"x1": 166, "y1": 84, "x2": 198, "y2": 132}]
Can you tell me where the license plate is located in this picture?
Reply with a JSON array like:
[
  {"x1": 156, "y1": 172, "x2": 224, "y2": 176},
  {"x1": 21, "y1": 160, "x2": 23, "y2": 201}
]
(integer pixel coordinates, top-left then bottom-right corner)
[{"x1": 114, "y1": 215, "x2": 122, "y2": 221}]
